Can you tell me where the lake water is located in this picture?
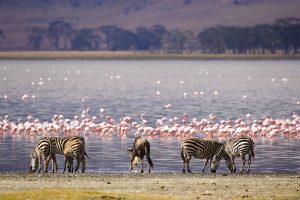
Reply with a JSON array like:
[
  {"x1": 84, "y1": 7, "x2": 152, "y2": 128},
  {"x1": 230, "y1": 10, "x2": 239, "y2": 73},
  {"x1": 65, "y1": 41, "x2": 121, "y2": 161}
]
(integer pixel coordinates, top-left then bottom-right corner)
[{"x1": 0, "y1": 59, "x2": 299, "y2": 173}]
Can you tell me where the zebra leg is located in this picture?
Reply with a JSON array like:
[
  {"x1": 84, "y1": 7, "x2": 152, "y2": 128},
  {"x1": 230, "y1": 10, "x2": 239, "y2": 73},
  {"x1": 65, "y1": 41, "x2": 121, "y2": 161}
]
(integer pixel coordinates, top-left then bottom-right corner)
[
  {"x1": 37, "y1": 155, "x2": 41, "y2": 173},
  {"x1": 68, "y1": 157, "x2": 74, "y2": 173},
  {"x1": 70, "y1": 158, "x2": 74, "y2": 173},
  {"x1": 148, "y1": 162, "x2": 151, "y2": 173},
  {"x1": 43, "y1": 155, "x2": 49, "y2": 173},
  {"x1": 182, "y1": 161, "x2": 186, "y2": 173},
  {"x1": 130, "y1": 156, "x2": 135, "y2": 172},
  {"x1": 230, "y1": 155, "x2": 236, "y2": 173},
  {"x1": 45, "y1": 155, "x2": 52, "y2": 173},
  {"x1": 81, "y1": 156, "x2": 85, "y2": 173},
  {"x1": 140, "y1": 159, "x2": 144, "y2": 173},
  {"x1": 186, "y1": 158, "x2": 192, "y2": 173},
  {"x1": 181, "y1": 149, "x2": 186, "y2": 173},
  {"x1": 74, "y1": 157, "x2": 80, "y2": 173},
  {"x1": 130, "y1": 163, "x2": 133, "y2": 172},
  {"x1": 247, "y1": 154, "x2": 252, "y2": 173},
  {"x1": 63, "y1": 156, "x2": 68, "y2": 173},
  {"x1": 202, "y1": 158, "x2": 209, "y2": 173},
  {"x1": 52, "y1": 155, "x2": 57, "y2": 173},
  {"x1": 240, "y1": 155, "x2": 246, "y2": 174}
]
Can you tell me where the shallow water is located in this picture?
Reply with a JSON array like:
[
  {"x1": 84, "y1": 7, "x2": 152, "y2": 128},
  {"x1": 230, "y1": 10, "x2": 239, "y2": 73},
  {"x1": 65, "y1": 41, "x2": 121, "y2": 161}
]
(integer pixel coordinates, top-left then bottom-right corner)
[{"x1": 0, "y1": 60, "x2": 300, "y2": 173}]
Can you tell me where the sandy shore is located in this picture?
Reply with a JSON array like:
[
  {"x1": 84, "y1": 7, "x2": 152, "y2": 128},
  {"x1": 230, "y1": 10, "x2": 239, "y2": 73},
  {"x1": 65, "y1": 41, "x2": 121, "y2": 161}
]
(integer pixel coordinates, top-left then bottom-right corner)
[
  {"x1": 0, "y1": 172, "x2": 299, "y2": 200},
  {"x1": 0, "y1": 51, "x2": 300, "y2": 60}
]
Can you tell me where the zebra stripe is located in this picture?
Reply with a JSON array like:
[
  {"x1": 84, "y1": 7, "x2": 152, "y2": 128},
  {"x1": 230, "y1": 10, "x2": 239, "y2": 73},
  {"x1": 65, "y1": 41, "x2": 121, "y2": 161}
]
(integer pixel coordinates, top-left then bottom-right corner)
[
  {"x1": 49, "y1": 136, "x2": 86, "y2": 173},
  {"x1": 30, "y1": 137, "x2": 53, "y2": 173},
  {"x1": 181, "y1": 138, "x2": 227, "y2": 173},
  {"x1": 210, "y1": 145, "x2": 233, "y2": 173},
  {"x1": 225, "y1": 136, "x2": 255, "y2": 173},
  {"x1": 211, "y1": 136, "x2": 255, "y2": 174}
]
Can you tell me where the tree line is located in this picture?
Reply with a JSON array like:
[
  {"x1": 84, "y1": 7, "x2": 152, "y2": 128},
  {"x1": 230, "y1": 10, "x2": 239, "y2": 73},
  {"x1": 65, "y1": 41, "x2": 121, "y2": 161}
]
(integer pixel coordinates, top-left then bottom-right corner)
[{"x1": 2, "y1": 17, "x2": 300, "y2": 53}]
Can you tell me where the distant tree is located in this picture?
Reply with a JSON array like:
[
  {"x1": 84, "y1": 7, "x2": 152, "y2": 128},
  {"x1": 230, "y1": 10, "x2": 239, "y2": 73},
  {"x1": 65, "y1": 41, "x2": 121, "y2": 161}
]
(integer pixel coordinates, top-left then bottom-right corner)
[
  {"x1": 274, "y1": 17, "x2": 300, "y2": 53},
  {"x1": 100, "y1": 25, "x2": 137, "y2": 50},
  {"x1": 234, "y1": 27, "x2": 256, "y2": 53},
  {"x1": 151, "y1": 25, "x2": 168, "y2": 50},
  {"x1": 135, "y1": 27, "x2": 157, "y2": 50},
  {"x1": 71, "y1": 28, "x2": 102, "y2": 50},
  {"x1": 0, "y1": 29, "x2": 5, "y2": 49},
  {"x1": 162, "y1": 29, "x2": 187, "y2": 51},
  {"x1": 253, "y1": 24, "x2": 279, "y2": 53},
  {"x1": 182, "y1": 30, "x2": 200, "y2": 51},
  {"x1": 27, "y1": 27, "x2": 46, "y2": 50},
  {"x1": 198, "y1": 27, "x2": 226, "y2": 53},
  {"x1": 47, "y1": 21, "x2": 73, "y2": 50},
  {"x1": 135, "y1": 25, "x2": 168, "y2": 51},
  {"x1": 199, "y1": 24, "x2": 281, "y2": 54}
]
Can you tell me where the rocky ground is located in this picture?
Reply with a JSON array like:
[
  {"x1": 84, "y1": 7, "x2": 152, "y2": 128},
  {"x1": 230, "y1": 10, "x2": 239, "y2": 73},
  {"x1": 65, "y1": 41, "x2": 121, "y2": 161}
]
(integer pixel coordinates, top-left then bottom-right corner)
[{"x1": 0, "y1": 172, "x2": 299, "y2": 200}]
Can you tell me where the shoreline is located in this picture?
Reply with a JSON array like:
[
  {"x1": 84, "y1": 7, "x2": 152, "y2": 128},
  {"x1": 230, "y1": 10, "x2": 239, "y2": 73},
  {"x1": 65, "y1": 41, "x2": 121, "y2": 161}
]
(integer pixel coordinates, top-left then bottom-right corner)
[
  {"x1": 0, "y1": 51, "x2": 300, "y2": 60},
  {"x1": 0, "y1": 172, "x2": 299, "y2": 199}
]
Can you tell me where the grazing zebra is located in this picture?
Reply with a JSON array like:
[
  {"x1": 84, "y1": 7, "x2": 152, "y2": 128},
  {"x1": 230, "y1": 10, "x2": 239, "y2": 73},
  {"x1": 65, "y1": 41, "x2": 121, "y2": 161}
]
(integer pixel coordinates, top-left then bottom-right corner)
[
  {"x1": 30, "y1": 136, "x2": 88, "y2": 173},
  {"x1": 30, "y1": 137, "x2": 53, "y2": 173},
  {"x1": 181, "y1": 138, "x2": 232, "y2": 173},
  {"x1": 127, "y1": 136, "x2": 153, "y2": 173},
  {"x1": 211, "y1": 136, "x2": 255, "y2": 174},
  {"x1": 50, "y1": 136, "x2": 88, "y2": 173}
]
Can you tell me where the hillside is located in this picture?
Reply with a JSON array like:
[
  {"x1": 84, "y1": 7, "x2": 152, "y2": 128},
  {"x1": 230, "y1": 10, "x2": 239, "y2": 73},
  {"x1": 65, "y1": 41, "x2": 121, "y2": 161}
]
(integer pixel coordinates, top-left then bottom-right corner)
[{"x1": 0, "y1": 0, "x2": 300, "y2": 50}]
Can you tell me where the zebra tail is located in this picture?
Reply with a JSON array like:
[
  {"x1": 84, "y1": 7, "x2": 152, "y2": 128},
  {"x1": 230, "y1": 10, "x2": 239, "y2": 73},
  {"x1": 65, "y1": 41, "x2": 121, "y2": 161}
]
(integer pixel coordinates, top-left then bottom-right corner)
[
  {"x1": 84, "y1": 149, "x2": 89, "y2": 158},
  {"x1": 180, "y1": 144, "x2": 188, "y2": 162},
  {"x1": 145, "y1": 146, "x2": 153, "y2": 169},
  {"x1": 180, "y1": 146, "x2": 185, "y2": 161},
  {"x1": 48, "y1": 138, "x2": 53, "y2": 158},
  {"x1": 250, "y1": 144, "x2": 255, "y2": 159}
]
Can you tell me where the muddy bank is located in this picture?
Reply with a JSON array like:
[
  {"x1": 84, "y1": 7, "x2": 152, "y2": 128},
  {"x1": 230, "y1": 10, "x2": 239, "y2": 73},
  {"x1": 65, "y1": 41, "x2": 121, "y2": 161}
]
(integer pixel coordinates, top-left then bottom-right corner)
[
  {"x1": 0, "y1": 172, "x2": 299, "y2": 199},
  {"x1": 0, "y1": 51, "x2": 300, "y2": 60}
]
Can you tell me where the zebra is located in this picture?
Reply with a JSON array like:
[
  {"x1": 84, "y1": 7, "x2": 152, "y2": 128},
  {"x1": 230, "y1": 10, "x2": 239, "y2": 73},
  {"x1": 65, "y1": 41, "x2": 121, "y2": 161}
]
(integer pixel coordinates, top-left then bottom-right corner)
[
  {"x1": 30, "y1": 136, "x2": 88, "y2": 173},
  {"x1": 127, "y1": 136, "x2": 153, "y2": 173},
  {"x1": 211, "y1": 136, "x2": 255, "y2": 174},
  {"x1": 49, "y1": 136, "x2": 88, "y2": 173},
  {"x1": 30, "y1": 137, "x2": 54, "y2": 173},
  {"x1": 181, "y1": 138, "x2": 232, "y2": 173}
]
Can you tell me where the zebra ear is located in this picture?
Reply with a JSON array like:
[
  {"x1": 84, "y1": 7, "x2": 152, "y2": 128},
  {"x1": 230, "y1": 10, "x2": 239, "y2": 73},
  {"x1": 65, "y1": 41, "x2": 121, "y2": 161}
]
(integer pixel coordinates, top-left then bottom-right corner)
[{"x1": 127, "y1": 146, "x2": 133, "y2": 154}]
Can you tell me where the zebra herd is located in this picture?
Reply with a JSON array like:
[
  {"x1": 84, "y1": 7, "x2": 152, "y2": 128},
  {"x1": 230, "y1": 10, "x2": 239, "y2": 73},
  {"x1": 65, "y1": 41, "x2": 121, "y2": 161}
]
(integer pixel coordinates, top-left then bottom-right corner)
[
  {"x1": 30, "y1": 136, "x2": 88, "y2": 173},
  {"x1": 30, "y1": 135, "x2": 254, "y2": 174},
  {"x1": 181, "y1": 136, "x2": 255, "y2": 174}
]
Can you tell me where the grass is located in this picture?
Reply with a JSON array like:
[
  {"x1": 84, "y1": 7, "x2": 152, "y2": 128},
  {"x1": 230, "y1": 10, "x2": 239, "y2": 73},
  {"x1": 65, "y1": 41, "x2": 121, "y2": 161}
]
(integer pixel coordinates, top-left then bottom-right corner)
[
  {"x1": 0, "y1": 173, "x2": 299, "y2": 200},
  {"x1": 0, "y1": 51, "x2": 299, "y2": 60},
  {"x1": 0, "y1": 189, "x2": 172, "y2": 200},
  {"x1": 0, "y1": 188, "x2": 299, "y2": 200}
]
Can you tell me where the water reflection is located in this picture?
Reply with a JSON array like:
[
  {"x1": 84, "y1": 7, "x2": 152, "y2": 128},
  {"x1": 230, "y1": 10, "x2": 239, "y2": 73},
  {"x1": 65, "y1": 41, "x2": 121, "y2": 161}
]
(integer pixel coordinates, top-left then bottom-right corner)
[{"x1": 0, "y1": 60, "x2": 300, "y2": 173}]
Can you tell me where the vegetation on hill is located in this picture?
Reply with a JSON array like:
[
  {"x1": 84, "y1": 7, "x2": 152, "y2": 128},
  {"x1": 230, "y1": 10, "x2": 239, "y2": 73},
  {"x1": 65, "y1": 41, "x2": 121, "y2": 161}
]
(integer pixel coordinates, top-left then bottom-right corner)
[{"x1": 13, "y1": 17, "x2": 298, "y2": 53}]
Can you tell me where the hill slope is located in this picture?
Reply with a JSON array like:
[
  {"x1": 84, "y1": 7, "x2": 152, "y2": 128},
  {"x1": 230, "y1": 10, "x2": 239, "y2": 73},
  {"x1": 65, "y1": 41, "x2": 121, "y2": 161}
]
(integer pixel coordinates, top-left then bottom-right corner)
[{"x1": 0, "y1": 0, "x2": 299, "y2": 49}]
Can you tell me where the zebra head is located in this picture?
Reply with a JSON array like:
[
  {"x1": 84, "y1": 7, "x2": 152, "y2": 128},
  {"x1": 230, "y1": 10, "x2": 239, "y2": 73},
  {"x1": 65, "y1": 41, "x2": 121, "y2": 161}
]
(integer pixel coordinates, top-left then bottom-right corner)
[
  {"x1": 127, "y1": 146, "x2": 133, "y2": 155},
  {"x1": 210, "y1": 145, "x2": 232, "y2": 173},
  {"x1": 29, "y1": 151, "x2": 38, "y2": 172},
  {"x1": 127, "y1": 146, "x2": 138, "y2": 166}
]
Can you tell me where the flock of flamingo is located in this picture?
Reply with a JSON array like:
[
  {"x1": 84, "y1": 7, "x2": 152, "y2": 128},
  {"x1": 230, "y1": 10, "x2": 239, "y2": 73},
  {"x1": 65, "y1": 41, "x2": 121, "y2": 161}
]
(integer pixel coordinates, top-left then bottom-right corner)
[
  {"x1": 1, "y1": 110, "x2": 300, "y2": 141},
  {"x1": 1, "y1": 65, "x2": 300, "y2": 142}
]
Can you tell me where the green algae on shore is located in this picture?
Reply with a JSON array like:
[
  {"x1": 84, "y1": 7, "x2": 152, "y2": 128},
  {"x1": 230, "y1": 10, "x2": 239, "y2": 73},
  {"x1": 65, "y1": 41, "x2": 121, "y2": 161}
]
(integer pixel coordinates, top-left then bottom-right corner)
[{"x1": 0, "y1": 173, "x2": 299, "y2": 200}]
